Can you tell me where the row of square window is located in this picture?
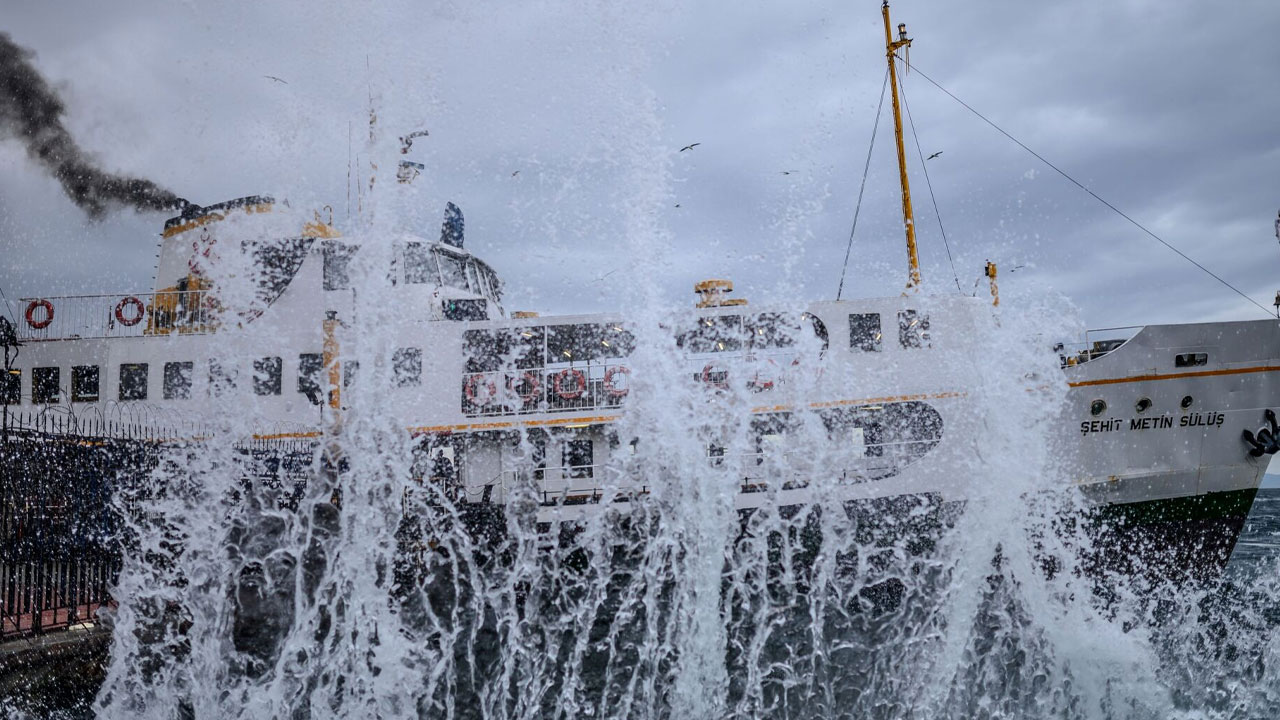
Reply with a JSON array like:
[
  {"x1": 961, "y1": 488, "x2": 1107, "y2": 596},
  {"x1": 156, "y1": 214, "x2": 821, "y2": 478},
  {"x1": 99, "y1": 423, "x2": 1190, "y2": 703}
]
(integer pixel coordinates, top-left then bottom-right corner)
[
  {"x1": 849, "y1": 311, "x2": 931, "y2": 352},
  {"x1": 1, "y1": 349, "x2": 425, "y2": 404}
]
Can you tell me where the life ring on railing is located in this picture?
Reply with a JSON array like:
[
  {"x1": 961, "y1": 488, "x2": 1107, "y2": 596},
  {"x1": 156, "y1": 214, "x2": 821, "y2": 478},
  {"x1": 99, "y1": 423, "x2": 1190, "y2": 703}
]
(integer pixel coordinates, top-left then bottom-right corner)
[
  {"x1": 464, "y1": 373, "x2": 498, "y2": 406},
  {"x1": 701, "y1": 364, "x2": 729, "y2": 390},
  {"x1": 115, "y1": 296, "x2": 146, "y2": 327},
  {"x1": 604, "y1": 366, "x2": 630, "y2": 398},
  {"x1": 510, "y1": 371, "x2": 541, "y2": 403},
  {"x1": 747, "y1": 357, "x2": 779, "y2": 392},
  {"x1": 24, "y1": 299, "x2": 54, "y2": 329},
  {"x1": 553, "y1": 368, "x2": 586, "y2": 400}
]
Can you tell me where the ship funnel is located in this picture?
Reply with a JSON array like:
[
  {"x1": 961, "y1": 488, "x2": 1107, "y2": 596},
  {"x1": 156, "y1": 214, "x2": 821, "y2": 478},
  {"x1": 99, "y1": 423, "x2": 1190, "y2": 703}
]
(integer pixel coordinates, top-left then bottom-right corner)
[{"x1": 441, "y1": 202, "x2": 464, "y2": 249}]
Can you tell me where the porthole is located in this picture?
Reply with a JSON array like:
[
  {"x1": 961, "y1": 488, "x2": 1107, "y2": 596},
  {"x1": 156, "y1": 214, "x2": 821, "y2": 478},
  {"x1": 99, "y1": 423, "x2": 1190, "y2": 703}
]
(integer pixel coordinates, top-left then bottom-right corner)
[
  {"x1": 1135, "y1": 397, "x2": 1152, "y2": 413},
  {"x1": 1090, "y1": 399, "x2": 1107, "y2": 416},
  {"x1": 1180, "y1": 395, "x2": 1194, "y2": 410}
]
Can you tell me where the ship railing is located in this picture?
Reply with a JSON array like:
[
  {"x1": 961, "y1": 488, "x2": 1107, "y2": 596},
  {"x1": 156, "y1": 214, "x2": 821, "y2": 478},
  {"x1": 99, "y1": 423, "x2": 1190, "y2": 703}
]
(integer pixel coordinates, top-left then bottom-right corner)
[
  {"x1": 14, "y1": 291, "x2": 217, "y2": 342},
  {"x1": 461, "y1": 362, "x2": 631, "y2": 417},
  {"x1": 1057, "y1": 325, "x2": 1143, "y2": 368}
]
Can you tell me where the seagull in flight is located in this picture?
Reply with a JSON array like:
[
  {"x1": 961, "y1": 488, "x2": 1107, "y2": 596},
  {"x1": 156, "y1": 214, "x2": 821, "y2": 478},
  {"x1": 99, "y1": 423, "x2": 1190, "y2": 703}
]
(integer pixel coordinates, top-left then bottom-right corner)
[
  {"x1": 264, "y1": 75, "x2": 288, "y2": 84},
  {"x1": 511, "y1": 170, "x2": 520, "y2": 177},
  {"x1": 926, "y1": 151, "x2": 943, "y2": 160},
  {"x1": 679, "y1": 143, "x2": 701, "y2": 152},
  {"x1": 780, "y1": 170, "x2": 797, "y2": 175}
]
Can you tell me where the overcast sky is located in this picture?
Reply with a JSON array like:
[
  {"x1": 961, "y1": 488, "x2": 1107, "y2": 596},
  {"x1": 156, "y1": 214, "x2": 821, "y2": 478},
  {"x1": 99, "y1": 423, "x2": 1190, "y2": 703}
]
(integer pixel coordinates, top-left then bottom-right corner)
[{"x1": 2, "y1": 0, "x2": 1279, "y2": 333}]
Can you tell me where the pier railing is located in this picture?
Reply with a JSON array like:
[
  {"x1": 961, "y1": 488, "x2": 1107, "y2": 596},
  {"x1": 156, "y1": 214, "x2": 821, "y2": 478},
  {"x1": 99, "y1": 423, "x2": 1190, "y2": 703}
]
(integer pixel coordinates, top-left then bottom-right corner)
[{"x1": 14, "y1": 291, "x2": 216, "y2": 342}]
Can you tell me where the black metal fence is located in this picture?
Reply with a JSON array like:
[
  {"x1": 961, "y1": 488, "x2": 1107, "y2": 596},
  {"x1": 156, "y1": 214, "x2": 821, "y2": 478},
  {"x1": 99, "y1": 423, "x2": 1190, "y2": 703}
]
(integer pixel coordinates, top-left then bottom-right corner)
[{"x1": 0, "y1": 413, "x2": 317, "y2": 640}]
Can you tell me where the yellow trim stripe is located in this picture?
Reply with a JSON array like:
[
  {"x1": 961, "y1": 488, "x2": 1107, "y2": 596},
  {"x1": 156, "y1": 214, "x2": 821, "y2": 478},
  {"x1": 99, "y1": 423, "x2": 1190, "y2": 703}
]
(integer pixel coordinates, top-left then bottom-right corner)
[
  {"x1": 243, "y1": 391, "x2": 967, "y2": 439},
  {"x1": 161, "y1": 202, "x2": 274, "y2": 238},
  {"x1": 1068, "y1": 365, "x2": 1280, "y2": 388}
]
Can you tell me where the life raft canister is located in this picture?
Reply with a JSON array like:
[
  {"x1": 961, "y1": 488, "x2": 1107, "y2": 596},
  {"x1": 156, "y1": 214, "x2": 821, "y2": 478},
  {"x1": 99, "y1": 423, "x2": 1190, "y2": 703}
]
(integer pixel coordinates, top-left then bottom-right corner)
[
  {"x1": 604, "y1": 365, "x2": 630, "y2": 398},
  {"x1": 554, "y1": 368, "x2": 587, "y2": 400},
  {"x1": 24, "y1": 299, "x2": 54, "y2": 329},
  {"x1": 115, "y1": 296, "x2": 146, "y2": 327},
  {"x1": 464, "y1": 373, "x2": 499, "y2": 406}
]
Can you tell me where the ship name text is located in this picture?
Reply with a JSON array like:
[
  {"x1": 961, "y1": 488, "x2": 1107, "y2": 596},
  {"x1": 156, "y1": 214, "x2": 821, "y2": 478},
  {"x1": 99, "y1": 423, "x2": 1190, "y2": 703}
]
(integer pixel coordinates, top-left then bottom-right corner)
[{"x1": 1080, "y1": 411, "x2": 1225, "y2": 436}]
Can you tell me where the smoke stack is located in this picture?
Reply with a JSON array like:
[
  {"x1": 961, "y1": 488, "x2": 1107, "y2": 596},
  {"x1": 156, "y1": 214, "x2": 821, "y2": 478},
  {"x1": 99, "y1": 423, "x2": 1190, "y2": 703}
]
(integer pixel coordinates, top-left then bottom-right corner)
[{"x1": 0, "y1": 32, "x2": 187, "y2": 218}]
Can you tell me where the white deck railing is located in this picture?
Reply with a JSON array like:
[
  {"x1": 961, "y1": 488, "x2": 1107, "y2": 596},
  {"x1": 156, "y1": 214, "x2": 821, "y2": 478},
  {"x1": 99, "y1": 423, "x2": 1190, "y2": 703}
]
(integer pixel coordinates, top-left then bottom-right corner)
[{"x1": 14, "y1": 292, "x2": 216, "y2": 342}]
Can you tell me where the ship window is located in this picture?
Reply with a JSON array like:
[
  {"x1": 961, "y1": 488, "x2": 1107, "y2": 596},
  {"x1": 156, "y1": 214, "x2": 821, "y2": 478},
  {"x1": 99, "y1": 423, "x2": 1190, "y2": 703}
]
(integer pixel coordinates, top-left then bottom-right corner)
[
  {"x1": 1174, "y1": 353, "x2": 1208, "y2": 368},
  {"x1": 746, "y1": 313, "x2": 797, "y2": 350},
  {"x1": 404, "y1": 242, "x2": 438, "y2": 285},
  {"x1": 437, "y1": 251, "x2": 470, "y2": 291},
  {"x1": 564, "y1": 439, "x2": 594, "y2": 479},
  {"x1": 72, "y1": 366, "x2": 99, "y2": 402},
  {"x1": 598, "y1": 324, "x2": 635, "y2": 359},
  {"x1": 548, "y1": 324, "x2": 600, "y2": 363},
  {"x1": 1181, "y1": 395, "x2": 1194, "y2": 409},
  {"x1": 33, "y1": 367, "x2": 59, "y2": 404},
  {"x1": 393, "y1": 348, "x2": 422, "y2": 387},
  {"x1": 119, "y1": 363, "x2": 149, "y2": 401},
  {"x1": 679, "y1": 315, "x2": 743, "y2": 353},
  {"x1": 1090, "y1": 399, "x2": 1107, "y2": 416},
  {"x1": 209, "y1": 359, "x2": 237, "y2": 396},
  {"x1": 322, "y1": 241, "x2": 356, "y2": 291},
  {"x1": 1135, "y1": 397, "x2": 1152, "y2": 414},
  {"x1": 298, "y1": 353, "x2": 323, "y2": 404},
  {"x1": 531, "y1": 436, "x2": 547, "y2": 480},
  {"x1": 1, "y1": 369, "x2": 18, "y2": 404},
  {"x1": 849, "y1": 313, "x2": 882, "y2": 352},
  {"x1": 344, "y1": 360, "x2": 359, "y2": 388},
  {"x1": 443, "y1": 299, "x2": 487, "y2": 321},
  {"x1": 898, "y1": 310, "x2": 930, "y2": 349},
  {"x1": 253, "y1": 357, "x2": 282, "y2": 396},
  {"x1": 163, "y1": 361, "x2": 193, "y2": 400}
]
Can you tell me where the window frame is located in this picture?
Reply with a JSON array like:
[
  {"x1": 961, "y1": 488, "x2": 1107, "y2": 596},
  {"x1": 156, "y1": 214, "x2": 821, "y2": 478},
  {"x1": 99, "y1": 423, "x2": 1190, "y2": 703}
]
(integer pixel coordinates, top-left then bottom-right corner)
[
  {"x1": 163, "y1": 361, "x2": 194, "y2": 400},
  {"x1": 32, "y1": 366, "x2": 60, "y2": 404},
  {"x1": 393, "y1": 347, "x2": 422, "y2": 387},
  {"x1": 71, "y1": 365, "x2": 99, "y2": 402},
  {"x1": 119, "y1": 363, "x2": 149, "y2": 401},
  {"x1": 849, "y1": 313, "x2": 883, "y2": 352},
  {"x1": 0, "y1": 369, "x2": 18, "y2": 404},
  {"x1": 253, "y1": 356, "x2": 283, "y2": 396}
]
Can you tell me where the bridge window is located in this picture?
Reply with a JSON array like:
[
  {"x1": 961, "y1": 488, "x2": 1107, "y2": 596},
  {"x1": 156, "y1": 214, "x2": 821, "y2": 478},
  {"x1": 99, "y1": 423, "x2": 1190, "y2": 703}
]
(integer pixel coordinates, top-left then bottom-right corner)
[
  {"x1": 1, "y1": 369, "x2": 18, "y2": 404},
  {"x1": 119, "y1": 363, "x2": 149, "y2": 401},
  {"x1": 564, "y1": 438, "x2": 594, "y2": 479},
  {"x1": 393, "y1": 348, "x2": 422, "y2": 387},
  {"x1": 209, "y1": 359, "x2": 237, "y2": 396},
  {"x1": 443, "y1": 298, "x2": 487, "y2": 321},
  {"x1": 437, "y1": 251, "x2": 470, "y2": 291},
  {"x1": 253, "y1": 357, "x2": 282, "y2": 396},
  {"x1": 163, "y1": 361, "x2": 193, "y2": 400},
  {"x1": 849, "y1": 313, "x2": 882, "y2": 352},
  {"x1": 322, "y1": 241, "x2": 356, "y2": 291},
  {"x1": 33, "y1": 367, "x2": 60, "y2": 404},
  {"x1": 898, "y1": 310, "x2": 931, "y2": 349},
  {"x1": 297, "y1": 354, "x2": 323, "y2": 405},
  {"x1": 679, "y1": 315, "x2": 743, "y2": 354},
  {"x1": 1174, "y1": 353, "x2": 1208, "y2": 368},
  {"x1": 403, "y1": 242, "x2": 437, "y2": 284},
  {"x1": 72, "y1": 366, "x2": 99, "y2": 402}
]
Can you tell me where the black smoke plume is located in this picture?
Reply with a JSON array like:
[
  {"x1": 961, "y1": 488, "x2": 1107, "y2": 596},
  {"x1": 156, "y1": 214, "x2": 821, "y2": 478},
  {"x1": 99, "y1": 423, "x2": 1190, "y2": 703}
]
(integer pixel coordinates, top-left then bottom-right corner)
[{"x1": 0, "y1": 32, "x2": 186, "y2": 218}]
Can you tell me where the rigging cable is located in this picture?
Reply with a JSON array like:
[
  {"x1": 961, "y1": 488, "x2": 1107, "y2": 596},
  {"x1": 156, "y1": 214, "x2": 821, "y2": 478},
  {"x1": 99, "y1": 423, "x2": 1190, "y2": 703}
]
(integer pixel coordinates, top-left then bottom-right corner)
[
  {"x1": 898, "y1": 67, "x2": 962, "y2": 293},
  {"x1": 900, "y1": 57, "x2": 1273, "y2": 318},
  {"x1": 837, "y1": 68, "x2": 890, "y2": 301}
]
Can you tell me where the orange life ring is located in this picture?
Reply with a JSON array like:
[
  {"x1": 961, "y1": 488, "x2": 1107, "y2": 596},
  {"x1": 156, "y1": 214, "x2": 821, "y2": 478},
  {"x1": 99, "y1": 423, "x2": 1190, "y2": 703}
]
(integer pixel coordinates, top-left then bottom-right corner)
[
  {"x1": 24, "y1": 299, "x2": 53, "y2": 329},
  {"x1": 553, "y1": 368, "x2": 586, "y2": 400},
  {"x1": 510, "y1": 371, "x2": 541, "y2": 403},
  {"x1": 604, "y1": 365, "x2": 630, "y2": 398},
  {"x1": 747, "y1": 357, "x2": 778, "y2": 392},
  {"x1": 464, "y1": 373, "x2": 498, "y2": 406},
  {"x1": 115, "y1": 296, "x2": 146, "y2": 327},
  {"x1": 701, "y1": 364, "x2": 729, "y2": 390}
]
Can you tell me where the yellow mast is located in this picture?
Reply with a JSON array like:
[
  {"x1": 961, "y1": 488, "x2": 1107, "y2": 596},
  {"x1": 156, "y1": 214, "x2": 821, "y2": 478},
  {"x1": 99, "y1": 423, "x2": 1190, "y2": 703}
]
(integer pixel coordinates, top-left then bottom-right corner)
[{"x1": 882, "y1": 1, "x2": 921, "y2": 291}]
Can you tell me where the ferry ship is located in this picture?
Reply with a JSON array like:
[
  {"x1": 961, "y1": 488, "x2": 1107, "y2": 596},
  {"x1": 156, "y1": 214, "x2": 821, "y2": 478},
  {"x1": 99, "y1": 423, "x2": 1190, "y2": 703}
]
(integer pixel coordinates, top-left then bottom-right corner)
[{"x1": 1, "y1": 3, "x2": 1276, "y2": 582}]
